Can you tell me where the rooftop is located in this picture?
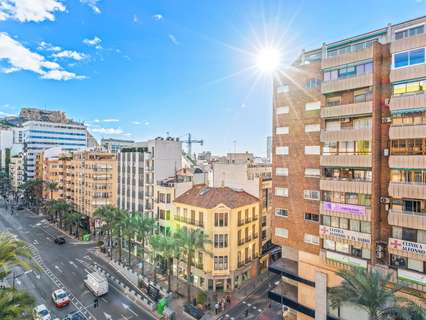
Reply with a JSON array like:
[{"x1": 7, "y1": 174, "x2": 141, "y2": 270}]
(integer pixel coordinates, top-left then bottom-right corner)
[{"x1": 174, "y1": 184, "x2": 259, "y2": 209}]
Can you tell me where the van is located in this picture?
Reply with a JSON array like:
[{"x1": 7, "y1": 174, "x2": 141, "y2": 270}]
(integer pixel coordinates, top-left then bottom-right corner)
[{"x1": 84, "y1": 272, "x2": 108, "y2": 296}]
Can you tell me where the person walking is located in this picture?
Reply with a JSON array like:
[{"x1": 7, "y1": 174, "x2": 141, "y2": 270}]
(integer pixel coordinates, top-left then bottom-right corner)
[{"x1": 214, "y1": 303, "x2": 219, "y2": 315}]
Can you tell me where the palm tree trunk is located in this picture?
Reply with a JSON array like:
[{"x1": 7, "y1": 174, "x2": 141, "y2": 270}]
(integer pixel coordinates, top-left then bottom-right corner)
[
  {"x1": 141, "y1": 237, "x2": 145, "y2": 276},
  {"x1": 153, "y1": 255, "x2": 157, "y2": 284},
  {"x1": 128, "y1": 237, "x2": 132, "y2": 267},
  {"x1": 186, "y1": 253, "x2": 192, "y2": 304},
  {"x1": 118, "y1": 230, "x2": 122, "y2": 263},
  {"x1": 168, "y1": 257, "x2": 172, "y2": 292}
]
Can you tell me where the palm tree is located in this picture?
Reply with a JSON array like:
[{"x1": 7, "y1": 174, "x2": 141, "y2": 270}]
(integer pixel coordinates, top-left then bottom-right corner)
[
  {"x1": 121, "y1": 212, "x2": 140, "y2": 267},
  {"x1": 63, "y1": 211, "x2": 82, "y2": 238},
  {"x1": 0, "y1": 233, "x2": 32, "y2": 280},
  {"x1": 44, "y1": 181, "x2": 58, "y2": 200},
  {"x1": 52, "y1": 199, "x2": 71, "y2": 230},
  {"x1": 94, "y1": 205, "x2": 118, "y2": 258},
  {"x1": 150, "y1": 234, "x2": 177, "y2": 292},
  {"x1": 0, "y1": 288, "x2": 35, "y2": 320},
  {"x1": 132, "y1": 213, "x2": 155, "y2": 277},
  {"x1": 20, "y1": 179, "x2": 43, "y2": 212},
  {"x1": 175, "y1": 228, "x2": 210, "y2": 303},
  {"x1": 329, "y1": 268, "x2": 426, "y2": 320},
  {"x1": 111, "y1": 209, "x2": 126, "y2": 263}
]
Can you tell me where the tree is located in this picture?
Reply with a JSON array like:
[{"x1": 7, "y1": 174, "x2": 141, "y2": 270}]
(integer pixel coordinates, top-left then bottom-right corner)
[
  {"x1": 44, "y1": 181, "x2": 58, "y2": 200},
  {"x1": 63, "y1": 211, "x2": 82, "y2": 238},
  {"x1": 329, "y1": 268, "x2": 426, "y2": 320},
  {"x1": 94, "y1": 205, "x2": 118, "y2": 258},
  {"x1": 150, "y1": 234, "x2": 177, "y2": 292},
  {"x1": 0, "y1": 233, "x2": 32, "y2": 280},
  {"x1": 175, "y1": 228, "x2": 210, "y2": 303},
  {"x1": 111, "y1": 209, "x2": 126, "y2": 263},
  {"x1": 20, "y1": 179, "x2": 43, "y2": 212},
  {"x1": 51, "y1": 199, "x2": 71, "y2": 230},
  {"x1": 0, "y1": 288, "x2": 35, "y2": 320},
  {"x1": 121, "y1": 212, "x2": 140, "y2": 267},
  {"x1": 133, "y1": 213, "x2": 155, "y2": 277}
]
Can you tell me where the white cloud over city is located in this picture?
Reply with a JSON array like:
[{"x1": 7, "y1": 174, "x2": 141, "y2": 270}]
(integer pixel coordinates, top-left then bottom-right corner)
[
  {"x1": 0, "y1": 0, "x2": 65, "y2": 22},
  {"x1": 80, "y1": 0, "x2": 101, "y2": 14}
]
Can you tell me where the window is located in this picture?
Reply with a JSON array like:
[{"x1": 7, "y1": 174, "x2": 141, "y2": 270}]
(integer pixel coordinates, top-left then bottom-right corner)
[
  {"x1": 214, "y1": 212, "x2": 228, "y2": 227},
  {"x1": 275, "y1": 167, "x2": 288, "y2": 176},
  {"x1": 393, "y1": 48, "x2": 425, "y2": 68},
  {"x1": 214, "y1": 256, "x2": 228, "y2": 270},
  {"x1": 304, "y1": 233, "x2": 320, "y2": 245},
  {"x1": 214, "y1": 234, "x2": 228, "y2": 248},
  {"x1": 276, "y1": 146, "x2": 288, "y2": 155},
  {"x1": 276, "y1": 127, "x2": 289, "y2": 135},
  {"x1": 305, "y1": 124, "x2": 320, "y2": 132},
  {"x1": 304, "y1": 212, "x2": 319, "y2": 222},
  {"x1": 354, "y1": 87, "x2": 372, "y2": 103},
  {"x1": 323, "y1": 61, "x2": 373, "y2": 82},
  {"x1": 275, "y1": 208, "x2": 288, "y2": 217},
  {"x1": 275, "y1": 227, "x2": 288, "y2": 238},
  {"x1": 304, "y1": 168, "x2": 320, "y2": 178},
  {"x1": 395, "y1": 25, "x2": 424, "y2": 40},
  {"x1": 326, "y1": 96, "x2": 341, "y2": 107},
  {"x1": 305, "y1": 79, "x2": 321, "y2": 88},
  {"x1": 392, "y1": 79, "x2": 426, "y2": 96},
  {"x1": 336, "y1": 242, "x2": 350, "y2": 254},
  {"x1": 324, "y1": 239, "x2": 335, "y2": 250},
  {"x1": 276, "y1": 106, "x2": 289, "y2": 114},
  {"x1": 305, "y1": 101, "x2": 321, "y2": 111},
  {"x1": 275, "y1": 187, "x2": 288, "y2": 197},
  {"x1": 304, "y1": 190, "x2": 320, "y2": 200},
  {"x1": 305, "y1": 145, "x2": 321, "y2": 155},
  {"x1": 276, "y1": 84, "x2": 289, "y2": 93}
]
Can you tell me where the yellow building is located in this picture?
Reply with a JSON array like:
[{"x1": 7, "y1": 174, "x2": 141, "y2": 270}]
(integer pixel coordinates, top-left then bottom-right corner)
[{"x1": 173, "y1": 185, "x2": 260, "y2": 292}]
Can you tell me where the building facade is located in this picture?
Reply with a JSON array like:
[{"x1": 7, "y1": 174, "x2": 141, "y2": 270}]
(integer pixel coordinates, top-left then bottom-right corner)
[
  {"x1": 117, "y1": 137, "x2": 182, "y2": 218},
  {"x1": 22, "y1": 120, "x2": 87, "y2": 180},
  {"x1": 9, "y1": 154, "x2": 24, "y2": 191},
  {"x1": 173, "y1": 185, "x2": 260, "y2": 292},
  {"x1": 101, "y1": 138, "x2": 134, "y2": 153},
  {"x1": 271, "y1": 16, "x2": 426, "y2": 320}
]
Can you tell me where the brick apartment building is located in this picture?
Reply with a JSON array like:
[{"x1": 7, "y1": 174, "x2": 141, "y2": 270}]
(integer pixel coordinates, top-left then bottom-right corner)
[{"x1": 271, "y1": 16, "x2": 426, "y2": 319}]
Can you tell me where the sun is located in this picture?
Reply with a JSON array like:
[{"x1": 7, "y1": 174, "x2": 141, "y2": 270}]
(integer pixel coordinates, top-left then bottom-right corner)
[{"x1": 255, "y1": 46, "x2": 281, "y2": 73}]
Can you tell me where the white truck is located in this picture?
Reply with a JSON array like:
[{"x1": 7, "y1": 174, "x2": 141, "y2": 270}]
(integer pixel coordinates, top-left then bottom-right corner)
[{"x1": 84, "y1": 272, "x2": 108, "y2": 297}]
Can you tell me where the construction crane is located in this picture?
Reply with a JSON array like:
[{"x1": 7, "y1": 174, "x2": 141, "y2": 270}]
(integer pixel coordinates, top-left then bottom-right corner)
[{"x1": 182, "y1": 133, "x2": 203, "y2": 159}]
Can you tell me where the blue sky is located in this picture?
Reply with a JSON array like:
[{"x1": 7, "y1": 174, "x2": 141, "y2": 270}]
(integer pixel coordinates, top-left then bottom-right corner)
[{"x1": 0, "y1": 0, "x2": 424, "y2": 156}]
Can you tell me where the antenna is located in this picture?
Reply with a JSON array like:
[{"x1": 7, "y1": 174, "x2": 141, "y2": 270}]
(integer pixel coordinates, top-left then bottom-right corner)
[{"x1": 182, "y1": 133, "x2": 203, "y2": 160}]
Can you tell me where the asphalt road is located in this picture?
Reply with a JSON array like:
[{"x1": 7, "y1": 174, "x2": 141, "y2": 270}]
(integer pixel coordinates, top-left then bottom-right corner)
[{"x1": 0, "y1": 204, "x2": 156, "y2": 320}]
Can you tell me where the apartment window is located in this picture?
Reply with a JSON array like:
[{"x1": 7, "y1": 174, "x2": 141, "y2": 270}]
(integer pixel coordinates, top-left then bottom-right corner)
[
  {"x1": 304, "y1": 190, "x2": 320, "y2": 201},
  {"x1": 395, "y1": 25, "x2": 424, "y2": 40},
  {"x1": 323, "y1": 142, "x2": 337, "y2": 155},
  {"x1": 392, "y1": 111, "x2": 426, "y2": 126},
  {"x1": 214, "y1": 256, "x2": 228, "y2": 270},
  {"x1": 391, "y1": 138, "x2": 426, "y2": 155},
  {"x1": 326, "y1": 96, "x2": 341, "y2": 107},
  {"x1": 325, "y1": 120, "x2": 341, "y2": 131},
  {"x1": 304, "y1": 233, "x2": 320, "y2": 245},
  {"x1": 276, "y1": 127, "x2": 289, "y2": 135},
  {"x1": 214, "y1": 212, "x2": 228, "y2": 227},
  {"x1": 304, "y1": 168, "x2": 320, "y2": 178},
  {"x1": 305, "y1": 79, "x2": 321, "y2": 89},
  {"x1": 275, "y1": 227, "x2": 288, "y2": 238},
  {"x1": 304, "y1": 212, "x2": 319, "y2": 222},
  {"x1": 305, "y1": 123, "x2": 320, "y2": 132},
  {"x1": 275, "y1": 187, "x2": 288, "y2": 197},
  {"x1": 324, "y1": 61, "x2": 373, "y2": 81},
  {"x1": 275, "y1": 208, "x2": 288, "y2": 218},
  {"x1": 276, "y1": 146, "x2": 289, "y2": 155},
  {"x1": 214, "y1": 234, "x2": 228, "y2": 248},
  {"x1": 304, "y1": 145, "x2": 320, "y2": 155},
  {"x1": 276, "y1": 106, "x2": 289, "y2": 114},
  {"x1": 305, "y1": 101, "x2": 321, "y2": 111},
  {"x1": 392, "y1": 79, "x2": 426, "y2": 96},
  {"x1": 276, "y1": 84, "x2": 289, "y2": 93},
  {"x1": 275, "y1": 167, "x2": 288, "y2": 176},
  {"x1": 393, "y1": 48, "x2": 425, "y2": 68},
  {"x1": 354, "y1": 87, "x2": 372, "y2": 103}
]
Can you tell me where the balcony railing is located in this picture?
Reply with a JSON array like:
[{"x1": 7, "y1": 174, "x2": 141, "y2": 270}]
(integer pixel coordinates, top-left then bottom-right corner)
[
  {"x1": 238, "y1": 217, "x2": 253, "y2": 226},
  {"x1": 174, "y1": 216, "x2": 204, "y2": 227}
]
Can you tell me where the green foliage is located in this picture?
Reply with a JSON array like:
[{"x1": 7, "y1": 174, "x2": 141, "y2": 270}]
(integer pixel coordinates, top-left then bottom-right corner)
[
  {"x1": 0, "y1": 288, "x2": 35, "y2": 320},
  {"x1": 196, "y1": 291, "x2": 207, "y2": 305},
  {"x1": 0, "y1": 233, "x2": 32, "y2": 280}
]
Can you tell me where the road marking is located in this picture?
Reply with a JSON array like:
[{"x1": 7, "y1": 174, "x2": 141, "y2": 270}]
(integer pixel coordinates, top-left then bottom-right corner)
[
  {"x1": 69, "y1": 261, "x2": 78, "y2": 269},
  {"x1": 122, "y1": 303, "x2": 138, "y2": 316},
  {"x1": 120, "y1": 314, "x2": 130, "y2": 320},
  {"x1": 54, "y1": 265, "x2": 63, "y2": 273},
  {"x1": 33, "y1": 240, "x2": 39, "y2": 245},
  {"x1": 258, "y1": 308, "x2": 262, "y2": 312},
  {"x1": 15, "y1": 279, "x2": 21, "y2": 286},
  {"x1": 103, "y1": 312, "x2": 112, "y2": 320},
  {"x1": 101, "y1": 297, "x2": 109, "y2": 303},
  {"x1": 242, "y1": 301, "x2": 246, "y2": 304},
  {"x1": 247, "y1": 303, "x2": 252, "y2": 307},
  {"x1": 252, "y1": 306, "x2": 257, "y2": 309}
]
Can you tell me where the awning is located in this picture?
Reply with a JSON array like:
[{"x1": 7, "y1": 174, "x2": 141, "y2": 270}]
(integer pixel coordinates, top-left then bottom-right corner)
[{"x1": 391, "y1": 107, "x2": 426, "y2": 115}]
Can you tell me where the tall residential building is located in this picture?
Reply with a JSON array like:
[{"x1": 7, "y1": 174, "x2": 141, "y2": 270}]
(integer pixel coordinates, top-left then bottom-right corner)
[
  {"x1": 173, "y1": 185, "x2": 260, "y2": 292},
  {"x1": 101, "y1": 138, "x2": 134, "y2": 153},
  {"x1": 117, "y1": 137, "x2": 182, "y2": 218},
  {"x1": 22, "y1": 120, "x2": 87, "y2": 180},
  {"x1": 9, "y1": 153, "x2": 24, "y2": 191},
  {"x1": 271, "y1": 16, "x2": 426, "y2": 320},
  {"x1": 36, "y1": 147, "x2": 67, "y2": 200}
]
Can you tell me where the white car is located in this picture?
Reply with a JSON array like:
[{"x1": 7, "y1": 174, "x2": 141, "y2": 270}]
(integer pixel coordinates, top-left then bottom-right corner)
[
  {"x1": 51, "y1": 289, "x2": 70, "y2": 308},
  {"x1": 32, "y1": 304, "x2": 51, "y2": 320}
]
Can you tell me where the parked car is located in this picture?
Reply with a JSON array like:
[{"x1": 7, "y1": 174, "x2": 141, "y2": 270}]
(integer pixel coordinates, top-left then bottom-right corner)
[
  {"x1": 54, "y1": 237, "x2": 66, "y2": 245},
  {"x1": 63, "y1": 311, "x2": 86, "y2": 320},
  {"x1": 52, "y1": 289, "x2": 70, "y2": 308},
  {"x1": 84, "y1": 272, "x2": 108, "y2": 296},
  {"x1": 183, "y1": 304, "x2": 204, "y2": 320},
  {"x1": 32, "y1": 304, "x2": 51, "y2": 320}
]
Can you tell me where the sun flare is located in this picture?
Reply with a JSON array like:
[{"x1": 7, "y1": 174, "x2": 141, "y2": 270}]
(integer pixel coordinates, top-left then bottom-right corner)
[{"x1": 255, "y1": 46, "x2": 281, "y2": 73}]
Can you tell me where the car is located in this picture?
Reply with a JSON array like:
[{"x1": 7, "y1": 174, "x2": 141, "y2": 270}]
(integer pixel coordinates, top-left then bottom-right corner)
[
  {"x1": 51, "y1": 289, "x2": 70, "y2": 308},
  {"x1": 63, "y1": 311, "x2": 86, "y2": 320},
  {"x1": 32, "y1": 304, "x2": 51, "y2": 320},
  {"x1": 54, "y1": 237, "x2": 66, "y2": 245}
]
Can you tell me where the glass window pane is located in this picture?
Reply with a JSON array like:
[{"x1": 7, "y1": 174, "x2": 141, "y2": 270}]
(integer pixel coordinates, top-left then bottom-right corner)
[
  {"x1": 394, "y1": 52, "x2": 409, "y2": 68},
  {"x1": 409, "y1": 48, "x2": 425, "y2": 65}
]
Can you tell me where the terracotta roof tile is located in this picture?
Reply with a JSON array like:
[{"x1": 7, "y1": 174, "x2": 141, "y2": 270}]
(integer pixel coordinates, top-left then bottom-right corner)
[{"x1": 174, "y1": 185, "x2": 259, "y2": 209}]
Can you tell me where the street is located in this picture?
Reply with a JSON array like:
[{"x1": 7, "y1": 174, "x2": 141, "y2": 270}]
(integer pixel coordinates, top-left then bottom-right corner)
[{"x1": 0, "y1": 205, "x2": 157, "y2": 320}]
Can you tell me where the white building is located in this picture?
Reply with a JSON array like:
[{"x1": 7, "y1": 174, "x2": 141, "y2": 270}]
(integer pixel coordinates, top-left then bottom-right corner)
[
  {"x1": 0, "y1": 128, "x2": 14, "y2": 172},
  {"x1": 9, "y1": 153, "x2": 24, "y2": 191},
  {"x1": 22, "y1": 121, "x2": 87, "y2": 180},
  {"x1": 101, "y1": 138, "x2": 134, "y2": 153},
  {"x1": 117, "y1": 137, "x2": 182, "y2": 217}
]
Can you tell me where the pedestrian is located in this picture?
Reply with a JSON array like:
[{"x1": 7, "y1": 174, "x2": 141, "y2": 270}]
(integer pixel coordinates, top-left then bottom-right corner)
[
  {"x1": 226, "y1": 295, "x2": 231, "y2": 304},
  {"x1": 245, "y1": 308, "x2": 249, "y2": 317},
  {"x1": 215, "y1": 303, "x2": 219, "y2": 315}
]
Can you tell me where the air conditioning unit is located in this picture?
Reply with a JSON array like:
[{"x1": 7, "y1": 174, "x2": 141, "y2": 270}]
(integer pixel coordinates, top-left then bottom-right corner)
[
  {"x1": 382, "y1": 117, "x2": 392, "y2": 124},
  {"x1": 384, "y1": 148, "x2": 389, "y2": 157}
]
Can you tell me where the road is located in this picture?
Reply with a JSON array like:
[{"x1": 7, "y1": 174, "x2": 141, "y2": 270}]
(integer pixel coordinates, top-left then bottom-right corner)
[
  {"x1": 217, "y1": 273, "x2": 281, "y2": 320},
  {"x1": 0, "y1": 204, "x2": 156, "y2": 320}
]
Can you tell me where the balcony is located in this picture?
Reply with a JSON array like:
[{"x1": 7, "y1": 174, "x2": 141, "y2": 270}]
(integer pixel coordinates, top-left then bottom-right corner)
[
  {"x1": 173, "y1": 216, "x2": 204, "y2": 228},
  {"x1": 320, "y1": 178, "x2": 371, "y2": 194},
  {"x1": 238, "y1": 217, "x2": 253, "y2": 226},
  {"x1": 389, "y1": 155, "x2": 426, "y2": 169},
  {"x1": 320, "y1": 127, "x2": 371, "y2": 143},
  {"x1": 388, "y1": 209, "x2": 426, "y2": 231},
  {"x1": 320, "y1": 154, "x2": 371, "y2": 168},
  {"x1": 389, "y1": 124, "x2": 426, "y2": 140},
  {"x1": 321, "y1": 249, "x2": 368, "y2": 269},
  {"x1": 390, "y1": 64, "x2": 426, "y2": 83},
  {"x1": 391, "y1": 32, "x2": 426, "y2": 54},
  {"x1": 320, "y1": 201, "x2": 371, "y2": 220},
  {"x1": 238, "y1": 235, "x2": 252, "y2": 246},
  {"x1": 388, "y1": 237, "x2": 426, "y2": 261},
  {"x1": 321, "y1": 73, "x2": 373, "y2": 94},
  {"x1": 388, "y1": 92, "x2": 426, "y2": 112},
  {"x1": 388, "y1": 182, "x2": 426, "y2": 200},
  {"x1": 269, "y1": 258, "x2": 315, "y2": 287},
  {"x1": 322, "y1": 46, "x2": 373, "y2": 69},
  {"x1": 321, "y1": 101, "x2": 372, "y2": 118}
]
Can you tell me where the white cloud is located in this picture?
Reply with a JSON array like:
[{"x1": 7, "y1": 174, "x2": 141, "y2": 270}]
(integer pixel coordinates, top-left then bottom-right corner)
[
  {"x1": 144, "y1": 121, "x2": 150, "y2": 126},
  {"x1": 168, "y1": 34, "x2": 179, "y2": 46},
  {"x1": 103, "y1": 118, "x2": 119, "y2": 123},
  {"x1": 91, "y1": 127, "x2": 124, "y2": 135},
  {"x1": 53, "y1": 50, "x2": 88, "y2": 61},
  {"x1": 0, "y1": 110, "x2": 17, "y2": 117},
  {"x1": 80, "y1": 0, "x2": 101, "y2": 14},
  {"x1": 0, "y1": 32, "x2": 85, "y2": 81},
  {"x1": 83, "y1": 36, "x2": 102, "y2": 49},
  {"x1": 152, "y1": 14, "x2": 162, "y2": 21},
  {"x1": 0, "y1": 0, "x2": 65, "y2": 22},
  {"x1": 133, "y1": 14, "x2": 139, "y2": 24},
  {"x1": 131, "y1": 121, "x2": 140, "y2": 125},
  {"x1": 38, "y1": 41, "x2": 61, "y2": 52}
]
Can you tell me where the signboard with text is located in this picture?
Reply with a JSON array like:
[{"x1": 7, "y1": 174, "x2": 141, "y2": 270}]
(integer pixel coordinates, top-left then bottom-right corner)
[
  {"x1": 388, "y1": 238, "x2": 426, "y2": 257},
  {"x1": 326, "y1": 251, "x2": 367, "y2": 269},
  {"x1": 320, "y1": 225, "x2": 371, "y2": 245},
  {"x1": 323, "y1": 201, "x2": 366, "y2": 216}
]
